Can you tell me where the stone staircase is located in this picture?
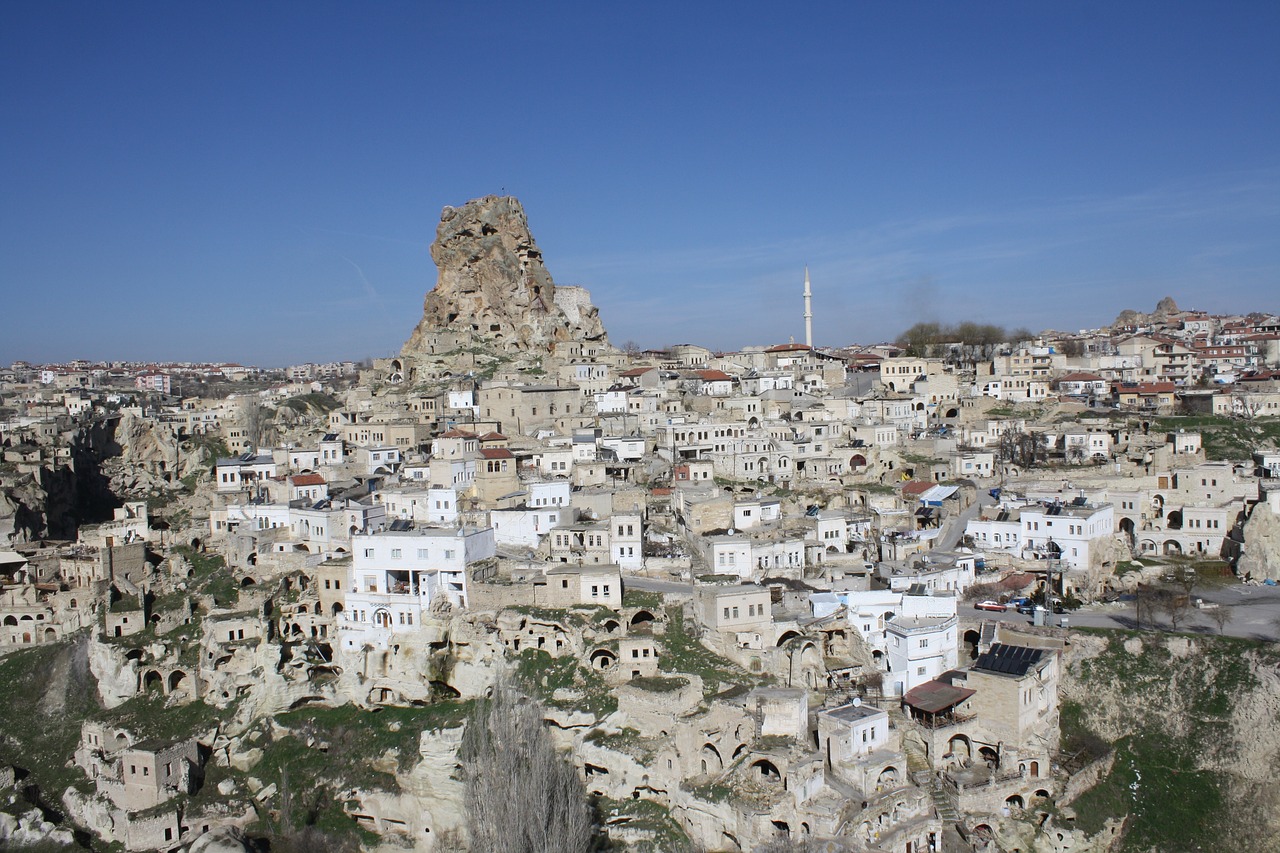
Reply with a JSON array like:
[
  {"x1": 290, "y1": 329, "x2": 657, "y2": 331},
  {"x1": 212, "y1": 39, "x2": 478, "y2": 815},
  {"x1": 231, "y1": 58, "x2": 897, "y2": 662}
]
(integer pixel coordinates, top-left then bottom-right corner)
[
  {"x1": 930, "y1": 780, "x2": 960, "y2": 825},
  {"x1": 903, "y1": 736, "x2": 962, "y2": 827}
]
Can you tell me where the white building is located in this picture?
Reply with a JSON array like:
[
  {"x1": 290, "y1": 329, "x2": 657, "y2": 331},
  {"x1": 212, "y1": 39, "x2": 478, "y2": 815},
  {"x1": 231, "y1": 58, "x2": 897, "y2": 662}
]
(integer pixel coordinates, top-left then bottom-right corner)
[
  {"x1": 342, "y1": 526, "x2": 496, "y2": 650},
  {"x1": 886, "y1": 612, "x2": 958, "y2": 696}
]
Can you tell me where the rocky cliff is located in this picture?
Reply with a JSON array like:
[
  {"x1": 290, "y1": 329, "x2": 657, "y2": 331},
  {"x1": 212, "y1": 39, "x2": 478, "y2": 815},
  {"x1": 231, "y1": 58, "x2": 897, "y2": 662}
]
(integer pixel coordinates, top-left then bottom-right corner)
[
  {"x1": 1058, "y1": 631, "x2": 1280, "y2": 852},
  {"x1": 402, "y1": 195, "x2": 610, "y2": 358}
]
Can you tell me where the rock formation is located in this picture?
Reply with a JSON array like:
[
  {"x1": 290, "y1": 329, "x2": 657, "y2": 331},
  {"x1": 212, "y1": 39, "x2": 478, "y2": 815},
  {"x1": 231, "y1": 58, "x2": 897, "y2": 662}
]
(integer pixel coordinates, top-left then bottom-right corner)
[
  {"x1": 1112, "y1": 295, "x2": 1181, "y2": 329},
  {"x1": 1237, "y1": 497, "x2": 1280, "y2": 581},
  {"x1": 402, "y1": 195, "x2": 610, "y2": 359}
]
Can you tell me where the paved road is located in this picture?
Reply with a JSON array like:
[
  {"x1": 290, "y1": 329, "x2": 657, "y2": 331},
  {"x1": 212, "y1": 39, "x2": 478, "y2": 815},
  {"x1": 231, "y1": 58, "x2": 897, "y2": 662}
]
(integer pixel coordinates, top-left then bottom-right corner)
[
  {"x1": 959, "y1": 582, "x2": 1280, "y2": 643},
  {"x1": 936, "y1": 488, "x2": 997, "y2": 552},
  {"x1": 624, "y1": 575, "x2": 695, "y2": 596}
]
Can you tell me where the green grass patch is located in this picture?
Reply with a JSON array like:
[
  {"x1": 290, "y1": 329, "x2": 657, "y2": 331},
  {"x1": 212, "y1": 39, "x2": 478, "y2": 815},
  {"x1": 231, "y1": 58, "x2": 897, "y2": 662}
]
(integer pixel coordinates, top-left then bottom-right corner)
[
  {"x1": 514, "y1": 649, "x2": 618, "y2": 717},
  {"x1": 593, "y1": 795, "x2": 694, "y2": 852},
  {"x1": 622, "y1": 589, "x2": 664, "y2": 609},
  {"x1": 0, "y1": 642, "x2": 101, "y2": 798},
  {"x1": 1066, "y1": 631, "x2": 1280, "y2": 850},
  {"x1": 1071, "y1": 733, "x2": 1221, "y2": 850},
  {"x1": 1149, "y1": 415, "x2": 1280, "y2": 462},
  {"x1": 629, "y1": 675, "x2": 688, "y2": 693},
  {"x1": 658, "y1": 606, "x2": 755, "y2": 696}
]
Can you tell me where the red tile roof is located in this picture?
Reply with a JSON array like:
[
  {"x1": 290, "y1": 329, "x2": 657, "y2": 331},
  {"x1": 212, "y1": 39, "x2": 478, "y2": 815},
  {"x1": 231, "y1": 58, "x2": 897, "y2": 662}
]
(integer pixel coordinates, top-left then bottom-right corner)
[
  {"x1": 290, "y1": 473, "x2": 326, "y2": 486},
  {"x1": 479, "y1": 448, "x2": 514, "y2": 459}
]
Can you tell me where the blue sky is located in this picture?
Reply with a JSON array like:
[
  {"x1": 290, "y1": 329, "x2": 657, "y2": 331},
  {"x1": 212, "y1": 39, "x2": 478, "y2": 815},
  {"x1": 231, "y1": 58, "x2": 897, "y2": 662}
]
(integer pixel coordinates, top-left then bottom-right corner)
[{"x1": 2, "y1": 1, "x2": 1278, "y2": 365}]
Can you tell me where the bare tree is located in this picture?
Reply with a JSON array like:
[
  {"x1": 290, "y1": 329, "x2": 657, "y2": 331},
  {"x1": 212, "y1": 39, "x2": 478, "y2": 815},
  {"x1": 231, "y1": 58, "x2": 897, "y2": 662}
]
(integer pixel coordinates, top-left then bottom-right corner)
[
  {"x1": 1209, "y1": 604, "x2": 1232, "y2": 635},
  {"x1": 1150, "y1": 586, "x2": 1191, "y2": 632},
  {"x1": 239, "y1": 396, "x2": 275, "y2": 452},
  {"x1": 460, "y1": 678, "x2": 593, "y2": 853},
  {"x1": 1232, "y1": 393, "x2": 1263, "y2": 420}
]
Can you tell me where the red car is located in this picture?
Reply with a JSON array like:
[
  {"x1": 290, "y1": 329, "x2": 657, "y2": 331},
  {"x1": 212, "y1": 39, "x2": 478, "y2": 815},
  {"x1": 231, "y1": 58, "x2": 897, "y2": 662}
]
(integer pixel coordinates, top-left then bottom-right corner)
[{"x1": 975, "y1": 600, "x2": 1007, "y2": 612}]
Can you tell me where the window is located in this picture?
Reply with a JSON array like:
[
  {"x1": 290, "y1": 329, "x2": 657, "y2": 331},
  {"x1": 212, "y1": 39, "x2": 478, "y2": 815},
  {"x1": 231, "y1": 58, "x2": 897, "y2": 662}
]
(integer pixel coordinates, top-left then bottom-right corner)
[
  {"x1": 364, "y1": 548, "x2": 374, "y2": 558},
  {"x1": 391, "y1": 548, "x2": 401, "y2": 559}
]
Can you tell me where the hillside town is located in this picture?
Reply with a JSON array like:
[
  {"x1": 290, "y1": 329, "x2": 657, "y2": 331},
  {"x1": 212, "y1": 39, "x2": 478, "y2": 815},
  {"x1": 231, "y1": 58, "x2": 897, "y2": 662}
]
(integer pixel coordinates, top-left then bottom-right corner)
[{"x1": 2, "y1": 196, "x2": 1280, "y2": 853}]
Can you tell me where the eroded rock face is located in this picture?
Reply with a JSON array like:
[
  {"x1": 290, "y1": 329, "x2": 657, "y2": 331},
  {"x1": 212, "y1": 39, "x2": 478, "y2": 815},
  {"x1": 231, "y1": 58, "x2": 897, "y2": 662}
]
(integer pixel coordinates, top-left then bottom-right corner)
[
  {"x1": 1238, "y1": 499, "x2": 1280, "y2": 581},
  {"x1": 402, "y1": 195, "x2": 609, "y2": 357}
]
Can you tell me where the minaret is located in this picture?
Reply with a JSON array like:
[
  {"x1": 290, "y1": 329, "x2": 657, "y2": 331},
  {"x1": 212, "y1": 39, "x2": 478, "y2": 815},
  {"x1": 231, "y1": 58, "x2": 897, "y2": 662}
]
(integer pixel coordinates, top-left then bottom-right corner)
[{"x1": 803, "y1": 265, "x2": 813, "y2": 348}]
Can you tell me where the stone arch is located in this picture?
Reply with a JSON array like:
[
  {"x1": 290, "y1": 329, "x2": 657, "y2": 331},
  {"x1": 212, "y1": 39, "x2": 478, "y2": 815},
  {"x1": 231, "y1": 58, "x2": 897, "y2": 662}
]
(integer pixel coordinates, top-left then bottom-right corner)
[
  {"x1": 143, "y1": 670, "x2": 164, "y2": 693},
  {"x1": 1167, "y1": 510, "x2": 1183, "y2": 530},
  {"x1": 962, "y1": 628, "x2": 981, "y2": 660},
  {"x1": 732, "y1": 743, "x2": 748, "y2": 760},
  {"x1": 589, "y1": 649, "x2": 617, "y2": 670},
  {"x1": 979, "y1": 746, "x2": 1000, "y2": 765},
  {"x1": 1029, "y1": 760, "x2": 1040, "y2": 776},
  {"x1": 947, "y1": 734, "x2": 972, "y2": 759},
  {"x1": 776, "y1": 630, "x2": 802, "y2": 647},
  {"x1": 240, "y1": 576, "x2": 257, "y2": 587},
  {"x1": 699, "y1": 743, "x2": 724, "y2": 775},
  {"x1": 1164, "y1": 540, "x2": 1183, "y2": 555},
  {"x1": 1006, "y1": 794, "x2": 1025, "y2": 810},
  {"x1": 944, "y1": 407, "x2": 959, "y2": 418},
  {"x1": 630, "y1": 610, "x2": 655, "y2": 629},
  {"x1": 751, "y1": 759, "x2": 781, "y2": 782},
  {"x1": 1034, "y1": 788, "x2": 1050, "y2": 799},
  {"x1": 601, "y1": 619, "x2": 620, "y2": 634},
  {"x1": 43, "y1": 626, "x2": 56, "y2": 641},
  {"x1": 2, "y1": 615, "x2": 15, "y2": 626},
  {"x1": 876, "y1": 765, "x2": 900, "y2": 790},
  {"x1": 850, "y1": 453, "x2": 867, "y2": 468},
  {"x1": 168, "y1": 670, "x2": 188, "y2": 693},
  {"x1": 331, "y1": 602, "x2": 344, "y2": 617}
]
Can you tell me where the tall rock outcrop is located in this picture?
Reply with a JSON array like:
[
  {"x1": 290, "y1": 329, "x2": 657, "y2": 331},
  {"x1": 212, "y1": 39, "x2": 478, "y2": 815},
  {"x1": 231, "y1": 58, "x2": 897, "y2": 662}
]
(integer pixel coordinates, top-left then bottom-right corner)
[
  {"x1": 401, "y1": 195, "x2": 610, "y2": 359},
  {"x1": 1237, "y1": 496, "x2": 1280, "y2": 581}
]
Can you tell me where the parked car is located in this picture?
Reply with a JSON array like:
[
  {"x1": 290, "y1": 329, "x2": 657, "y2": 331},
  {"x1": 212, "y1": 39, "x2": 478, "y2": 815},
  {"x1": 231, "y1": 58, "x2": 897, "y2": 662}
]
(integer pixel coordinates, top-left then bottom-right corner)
[
  {"x1": 1016, "y1": 601, "x2": 1037, "y2": 615},
  {"x1": 975, "y1": 600, "x2": 1007, "y2": 612}
]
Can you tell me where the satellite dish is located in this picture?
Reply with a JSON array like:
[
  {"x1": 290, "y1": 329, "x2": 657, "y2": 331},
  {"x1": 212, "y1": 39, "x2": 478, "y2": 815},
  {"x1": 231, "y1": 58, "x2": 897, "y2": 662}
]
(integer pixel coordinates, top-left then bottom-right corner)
[
  {"x1": 727, "y1": 528, "x2": 736, "y2": 536},
  {"x1": 852, "y1": 697, "x2": 862, "y2": 707}
]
